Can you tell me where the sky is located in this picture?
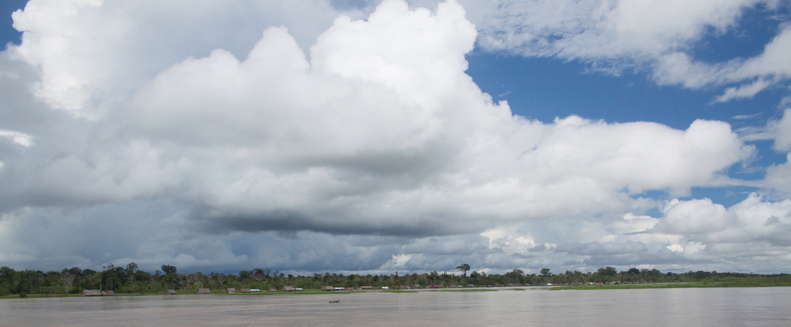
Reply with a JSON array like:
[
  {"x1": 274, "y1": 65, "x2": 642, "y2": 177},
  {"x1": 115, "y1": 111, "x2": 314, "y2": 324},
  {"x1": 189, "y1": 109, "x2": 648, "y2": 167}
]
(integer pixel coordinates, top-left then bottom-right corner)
[{"x1": 1, "y1": 0, "x2": 791, "y2": 276}]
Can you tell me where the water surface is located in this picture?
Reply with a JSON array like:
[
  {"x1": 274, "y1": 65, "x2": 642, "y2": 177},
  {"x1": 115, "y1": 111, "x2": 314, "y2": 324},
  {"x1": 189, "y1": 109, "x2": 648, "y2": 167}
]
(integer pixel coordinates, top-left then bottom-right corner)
[{"x1": 1, "y1": 287, "x2": 789, "y2": 326}]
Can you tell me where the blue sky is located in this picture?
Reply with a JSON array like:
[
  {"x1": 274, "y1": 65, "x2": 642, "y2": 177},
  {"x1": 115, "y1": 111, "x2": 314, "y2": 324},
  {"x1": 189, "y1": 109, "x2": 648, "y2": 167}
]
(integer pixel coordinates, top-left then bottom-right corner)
[
  {"x1": 0, "y1": 1, "x2": 24, "y2": 46},
  {"x1": 1, "y1": 0, "x2": 791, "y2": 275}
]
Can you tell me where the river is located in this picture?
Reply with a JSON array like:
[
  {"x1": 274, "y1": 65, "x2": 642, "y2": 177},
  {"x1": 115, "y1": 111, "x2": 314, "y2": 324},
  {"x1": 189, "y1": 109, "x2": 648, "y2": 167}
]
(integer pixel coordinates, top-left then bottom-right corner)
[{"x1": 2, "y1": 287, "x2": 789, "y2": 326}]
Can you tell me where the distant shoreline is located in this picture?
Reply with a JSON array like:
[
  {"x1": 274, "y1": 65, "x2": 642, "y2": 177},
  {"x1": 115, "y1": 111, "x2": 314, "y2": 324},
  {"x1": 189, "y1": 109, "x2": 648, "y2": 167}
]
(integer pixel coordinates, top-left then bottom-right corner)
[
  {"x1": 0, "y1": 287, "x2": 525, "y2": 299},
  {"x1": 6, "y1": 282, "x2": 791, "y2": 299},
  {"x1": 549, "y1": 279, "x2": 791, "y2": 290}
]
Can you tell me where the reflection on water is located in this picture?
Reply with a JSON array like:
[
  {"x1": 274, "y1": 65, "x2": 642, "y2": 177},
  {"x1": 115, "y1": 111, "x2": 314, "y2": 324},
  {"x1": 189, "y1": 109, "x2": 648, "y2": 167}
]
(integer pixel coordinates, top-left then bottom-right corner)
[{"x1": 1, "y1": 287, "x2": 790, "y2": 326}]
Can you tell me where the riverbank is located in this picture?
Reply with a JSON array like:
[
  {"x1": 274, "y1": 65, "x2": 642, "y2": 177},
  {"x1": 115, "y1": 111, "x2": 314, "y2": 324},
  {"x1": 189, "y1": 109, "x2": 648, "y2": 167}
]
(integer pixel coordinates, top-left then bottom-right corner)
[
  {"x1": 549, "y1": 276, "x2": 791, "y2": 290},
  {"x1": 5, "y1": 278, "x2": 789, "y2": 299},
  {"x1": 0, "y1": 290, "x2": 368, "y2": 299},
  {"x1": 2, "y1": 286, "x2": 539, "y2": 299}
]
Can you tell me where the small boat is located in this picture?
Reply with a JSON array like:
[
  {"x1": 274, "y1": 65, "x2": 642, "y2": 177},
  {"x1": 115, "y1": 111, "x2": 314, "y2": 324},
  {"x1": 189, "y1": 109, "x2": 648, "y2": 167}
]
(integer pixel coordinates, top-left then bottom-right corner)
[{"x1": 328, "y1": 300, "x2": 340, "y2": 303}]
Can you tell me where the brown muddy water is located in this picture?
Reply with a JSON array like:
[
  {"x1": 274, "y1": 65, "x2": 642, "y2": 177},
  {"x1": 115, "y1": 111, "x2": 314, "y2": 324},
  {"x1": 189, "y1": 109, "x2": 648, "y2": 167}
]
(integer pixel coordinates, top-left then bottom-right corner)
[{"x1": 1, "y1": 287, "x2": 790, "y2": 326}]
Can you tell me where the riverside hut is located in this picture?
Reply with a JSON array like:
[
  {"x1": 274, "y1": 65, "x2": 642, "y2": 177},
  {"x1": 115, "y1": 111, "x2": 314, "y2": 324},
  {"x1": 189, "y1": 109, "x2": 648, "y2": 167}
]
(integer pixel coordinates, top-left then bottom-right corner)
[
  {"x1": 360, "y1": 286, "x2": 373, "y2": 290},
  {"x1": 321, "y1": 286, "x2": 334, "y2": 291},
  {"x1": 82, "y1": 290, "x2": 102, "y2": 297},
  {"x1": 166, "y1": 289, "x2": 177, "y2": 295},
  {"x1": 226, "y1": 288, "x2": 236, "y2": 293},
  {"x1": 282, "y1": 286, "x2": 295, "y2": 292},
  {"x1": 101, "y1": 290, "x2": 115, "y2": 296},
  {"x1": 197, "y1": 288, "x2": 211, "y2": 294}
]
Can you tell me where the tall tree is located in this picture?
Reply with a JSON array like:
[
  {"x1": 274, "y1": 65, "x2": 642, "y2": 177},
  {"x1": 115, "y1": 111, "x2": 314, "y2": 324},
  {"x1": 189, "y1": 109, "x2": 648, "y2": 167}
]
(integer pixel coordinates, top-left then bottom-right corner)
[
  {"x1": 59, "y1": 272, "x2": 76, "y2": 293},
  {"x1": 126, "y1": 262, "x2": 139, "y2": 284},
  {"x1": 456, "y1": 264, "x2": 471, "y2": 277},
  {"x1": 597, "y1": 267, "x2": 617, "y2": 276},
  {"x1": 161, "y1": 265, "x2": 177, "y2": 275}
]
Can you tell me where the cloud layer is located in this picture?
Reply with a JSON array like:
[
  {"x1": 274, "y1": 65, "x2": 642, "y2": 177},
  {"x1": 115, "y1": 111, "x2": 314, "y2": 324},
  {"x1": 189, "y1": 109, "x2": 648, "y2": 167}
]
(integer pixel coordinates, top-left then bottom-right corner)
[{"x1": 1, "y1": 0, "x2": 790, "y2": 274}]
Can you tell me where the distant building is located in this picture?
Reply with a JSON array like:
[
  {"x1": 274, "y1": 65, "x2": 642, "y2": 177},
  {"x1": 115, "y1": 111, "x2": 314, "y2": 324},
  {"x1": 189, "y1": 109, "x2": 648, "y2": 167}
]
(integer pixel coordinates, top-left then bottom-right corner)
[
  {"x1": 321, "y1": 286, "x2": 334, "y2": 291},
  {"x1": 226, "y1": 288, "x2": 236, "y2": 293},
  {"x1": 282, "y1": 286, "x2": 295, "y2": 292},
  {"x1": 101, "y1": 291, "x2": 115, "y2": 296},
  {"x1": 197, "y1": 288, "x2": 211, "y2": 294},
  {"x1": 360, "y1": 286, "x2": 373, "y2": 290},
  {"x1": 166, "y1": 289, "x2": 177, "y2": 295}
]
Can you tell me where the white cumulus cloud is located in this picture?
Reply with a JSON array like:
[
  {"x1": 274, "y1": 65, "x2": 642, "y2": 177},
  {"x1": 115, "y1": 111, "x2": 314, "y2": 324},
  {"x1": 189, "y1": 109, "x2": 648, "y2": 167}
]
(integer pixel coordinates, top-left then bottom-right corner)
[{"x1": 0, "y1": 0, "x2": 787, "y2": 273}]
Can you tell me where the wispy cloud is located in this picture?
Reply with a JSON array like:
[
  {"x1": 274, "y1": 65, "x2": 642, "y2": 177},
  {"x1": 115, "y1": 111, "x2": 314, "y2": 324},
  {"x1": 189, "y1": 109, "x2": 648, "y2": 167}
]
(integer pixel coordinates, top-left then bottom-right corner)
[
  {"x1": 459, "y1": 0, "x2": 791, "y2": 103},
  {"x1": 732, "y1": 113, "x2": 763, "y2": 120},
  {"x1": 0, "y1": 130, "x2": 33, "y2": 147}
]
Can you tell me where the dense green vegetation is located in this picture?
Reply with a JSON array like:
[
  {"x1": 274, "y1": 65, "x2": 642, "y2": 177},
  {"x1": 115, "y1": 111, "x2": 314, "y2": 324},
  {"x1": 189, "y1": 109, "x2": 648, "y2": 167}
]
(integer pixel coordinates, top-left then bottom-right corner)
[
  {"x1": 0, "y1": 264, "x2": 788, "y2": 297},
  {"x1": 551, "y1": 272, "x2": 791, "y2": 290},
  {"x1": 551, "y1": 274, "x2": 791, "y2": 290},
  {"x1": 551, "y1": 275, "x2": 791, "y2": 290}
]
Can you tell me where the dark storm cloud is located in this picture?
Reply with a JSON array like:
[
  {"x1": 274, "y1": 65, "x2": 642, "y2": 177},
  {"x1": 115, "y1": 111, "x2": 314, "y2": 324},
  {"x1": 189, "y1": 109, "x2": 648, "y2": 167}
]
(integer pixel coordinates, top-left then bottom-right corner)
[{"x1": 193, "y1": 207, "x2": 476, "y2": 237}]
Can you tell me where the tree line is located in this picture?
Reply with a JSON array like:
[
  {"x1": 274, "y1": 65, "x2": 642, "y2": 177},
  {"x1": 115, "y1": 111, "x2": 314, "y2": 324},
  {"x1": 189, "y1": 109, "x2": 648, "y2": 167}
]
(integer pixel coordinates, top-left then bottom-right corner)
[{"x1": 0, "y1": 263, "x2": 787, "y2": 295}]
